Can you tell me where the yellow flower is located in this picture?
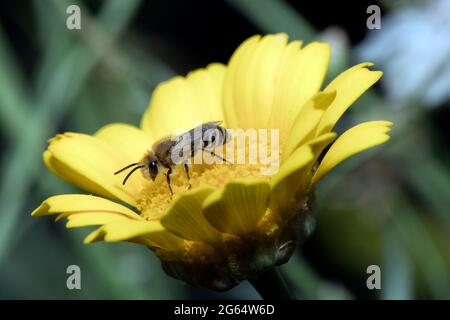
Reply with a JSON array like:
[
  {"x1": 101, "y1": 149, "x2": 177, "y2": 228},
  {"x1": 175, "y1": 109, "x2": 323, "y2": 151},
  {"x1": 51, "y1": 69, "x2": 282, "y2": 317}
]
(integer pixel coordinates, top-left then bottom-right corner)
[{"x1": 32, "y1": 34, "x2": 391, "y2": 291}]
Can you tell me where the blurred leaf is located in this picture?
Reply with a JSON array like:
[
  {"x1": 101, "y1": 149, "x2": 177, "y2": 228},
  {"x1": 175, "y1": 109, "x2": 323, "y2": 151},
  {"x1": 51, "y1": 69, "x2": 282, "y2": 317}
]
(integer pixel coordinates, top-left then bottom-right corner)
[
  {"x1": 32, "y1": 0, "x2": 74, "y2": 95},
  {"x1": 226, "y1": 0, "x2": 316, "y2": 42},
  {"x1": 381, "y1": 225, "x2": 413, "y2": 299},
  {"x1": 0, "y1": 24, "x2": 30, "y2": 139},
  {"x1": 281, "y1": 252, "x2": 354, "y2": 299},
  {"x1": 403, "y1": 154, "x2": 450, "y2": 223},
  {"x1": 393, "y1": 194, "x2": 450, "y2": 298}
]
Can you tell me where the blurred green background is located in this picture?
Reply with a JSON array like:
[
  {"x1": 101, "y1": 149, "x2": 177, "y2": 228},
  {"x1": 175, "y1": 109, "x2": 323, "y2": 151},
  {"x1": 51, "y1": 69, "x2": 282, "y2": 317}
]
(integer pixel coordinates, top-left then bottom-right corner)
[{"x1": 0, "y1": 0, "x2": 449, "y2": 299}]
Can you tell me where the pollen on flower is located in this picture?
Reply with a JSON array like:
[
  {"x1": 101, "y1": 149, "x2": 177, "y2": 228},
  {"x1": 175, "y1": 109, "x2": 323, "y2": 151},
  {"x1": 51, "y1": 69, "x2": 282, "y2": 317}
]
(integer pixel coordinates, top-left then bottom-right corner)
[
  {"x1": 137, "y1": 161, "x2": 270, "y2": 220},
  {"x1": 258, "y1": 208, "x2": 280, "y2": 236},
  {"x1": 183, "y1": 241, "x2": 215, "y2": 263}
]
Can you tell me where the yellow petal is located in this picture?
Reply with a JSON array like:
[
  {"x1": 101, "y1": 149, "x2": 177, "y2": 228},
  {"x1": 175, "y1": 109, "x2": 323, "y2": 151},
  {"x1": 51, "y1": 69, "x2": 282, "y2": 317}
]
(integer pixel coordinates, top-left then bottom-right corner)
[
  {"x1": 32, "y1": 194, "x2": 139, "y2": 218},
  {"x1": 44, "y1": 133, "x2": 145, "y2": 206},
  {"x1": 203, "y1": 178, "x2": 271, "y2": 235},
  {"x1": 225, "y1": 34, "x2": 289, "y2": 128},
  {"x1": 316, "y1": 63, "x2": 383, "y2": 135},
  {"x1": 223, "y1": 35, "x2": 261, "y2": 128},
  {"x1": 308, "y1": 132, "x2": 338, "y2": 162},
  {"x1": 270, "y1": 41, "x2": 331, "y2": 140},
  {"x1": 282, "y1": 91, "x2": 336, "y2": 162},
  {"x1": 312, "y1": 121, "x2": 392, "y2": 184},
  {"x1": 84, "y1": 220, "x2": 184, "y2": 253},
  {"x1": 223, "y1": 34, "x2": 330, "y2": 133},
  {"x1": 95, "y1": 123, "x2": 152, "y2": 163},
  {"x1": 161, "y1": 187, "x2": 221, "y2": 244},
  {"x1": 271, "y1": 133, "x2": 336, "y2": 212},
  {"x1": 64, "y1": 212, "x2": 134, "y2": 228},
  {"x1": 140, "y1": 63, "x2": 226, "y2": 140},
  {"x1": 271, "y1": 146, "x2": 314, "y2": 211},
  {"x1": 32, "y1": 194, "x2": 140, "y2": 228},
  {"x1": 84, "y1": 219, "x2": 161, "y2": 242}
]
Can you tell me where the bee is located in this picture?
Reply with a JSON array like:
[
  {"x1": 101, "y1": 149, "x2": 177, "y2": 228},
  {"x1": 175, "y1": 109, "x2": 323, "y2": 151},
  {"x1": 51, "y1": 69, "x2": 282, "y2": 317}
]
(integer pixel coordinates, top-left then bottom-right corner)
[{"x1": 114, "y1": 121, "x2": 231, "y2": 196}]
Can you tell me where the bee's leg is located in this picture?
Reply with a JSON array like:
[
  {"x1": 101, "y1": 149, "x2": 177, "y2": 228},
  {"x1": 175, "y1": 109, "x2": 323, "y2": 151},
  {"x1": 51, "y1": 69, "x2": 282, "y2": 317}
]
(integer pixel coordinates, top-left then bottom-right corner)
[
  {"x1": 165, "y1": 166, "x2": 174, "y2": 198},
  {"x1": 205, "y1": 149, "x2": 231, "y2": 164},
  {"x1": 183, "y1": 163, "x2": 191, "y2": 190}
]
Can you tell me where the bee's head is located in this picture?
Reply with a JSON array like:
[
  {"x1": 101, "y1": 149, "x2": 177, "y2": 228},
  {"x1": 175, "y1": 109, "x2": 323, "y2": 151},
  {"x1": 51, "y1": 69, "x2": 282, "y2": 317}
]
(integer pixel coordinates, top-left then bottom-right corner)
[
  {"x1": 143, "y1": 153, "x2": 160, "y2": 181},
  {"x1": 114, "y1": 152, "x2": 161, "y2": 185}
]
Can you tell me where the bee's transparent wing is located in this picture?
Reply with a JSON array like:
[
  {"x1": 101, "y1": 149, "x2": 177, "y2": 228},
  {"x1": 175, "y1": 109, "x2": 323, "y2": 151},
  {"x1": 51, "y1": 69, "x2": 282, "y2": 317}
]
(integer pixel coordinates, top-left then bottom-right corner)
[{"x1": 170, "y1": 121, "x2": 229, "y2": 163}]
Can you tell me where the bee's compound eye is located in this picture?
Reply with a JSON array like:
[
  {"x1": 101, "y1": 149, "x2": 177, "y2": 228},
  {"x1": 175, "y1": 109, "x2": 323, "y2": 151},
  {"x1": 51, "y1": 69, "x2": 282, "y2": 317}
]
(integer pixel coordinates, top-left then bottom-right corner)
[{"x1": 148, "y1": 160, "x2": 159, "y2": 181}]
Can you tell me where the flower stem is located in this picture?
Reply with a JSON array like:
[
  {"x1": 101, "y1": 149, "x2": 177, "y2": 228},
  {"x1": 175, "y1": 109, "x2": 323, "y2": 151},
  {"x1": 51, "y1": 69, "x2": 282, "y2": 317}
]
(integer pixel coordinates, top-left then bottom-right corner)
[{"x1": 249, "y1": 268, "x2": 296, "y2": 300}]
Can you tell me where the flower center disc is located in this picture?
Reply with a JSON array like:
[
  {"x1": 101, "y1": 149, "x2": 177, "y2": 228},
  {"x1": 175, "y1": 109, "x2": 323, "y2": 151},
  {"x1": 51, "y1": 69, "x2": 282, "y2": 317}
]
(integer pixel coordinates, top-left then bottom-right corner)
[
  {"x1": 136, "y1": 143, "x2": 274, "y2": 220},
  {"x1": 137, "y1": 162, "x2": 268, "y2": 220}
]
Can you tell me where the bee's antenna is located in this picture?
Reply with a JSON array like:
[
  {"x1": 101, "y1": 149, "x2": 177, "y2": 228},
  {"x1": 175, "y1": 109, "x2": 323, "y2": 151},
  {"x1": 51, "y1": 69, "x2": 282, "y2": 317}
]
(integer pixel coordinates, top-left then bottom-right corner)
[
  {"x1": 114, "y1": 162, "x2": 140, "y2": 175},
  {"x1": 122, "y1": 165, "x2": 145, "y2": 185}
]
